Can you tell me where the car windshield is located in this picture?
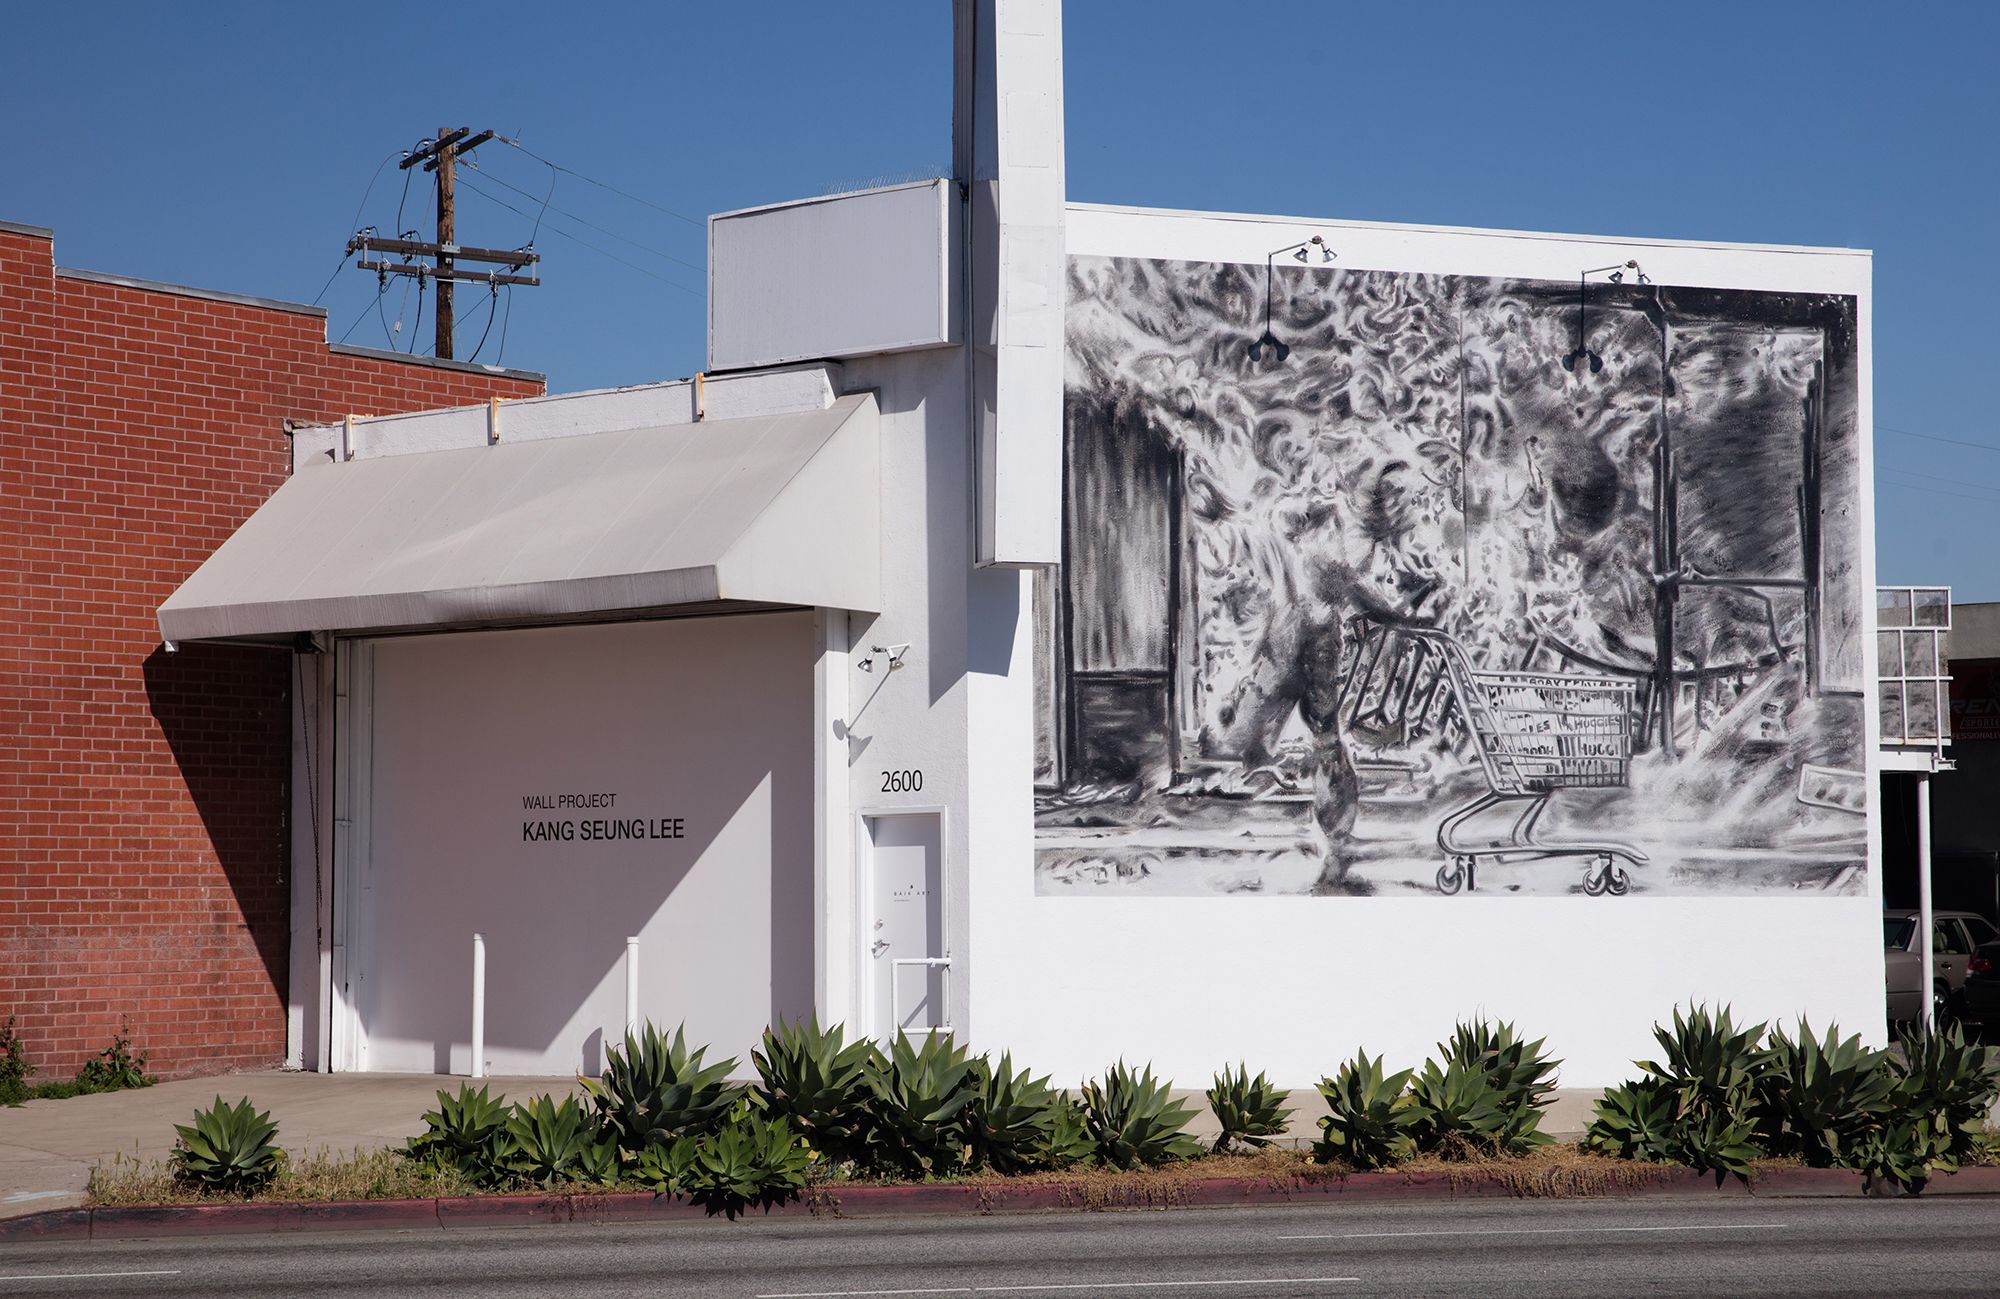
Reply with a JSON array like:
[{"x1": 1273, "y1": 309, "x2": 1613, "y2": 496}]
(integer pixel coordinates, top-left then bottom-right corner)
[{"x1": 1885, "y1": 917, "x2": 1915, "y2": 949}]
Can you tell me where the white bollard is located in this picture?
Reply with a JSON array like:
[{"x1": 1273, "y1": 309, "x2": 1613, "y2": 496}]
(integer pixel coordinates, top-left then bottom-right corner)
[
  {"x1": 625, "y1": 936, "x2": 640, "y2": 1039},
  {"x1": 471, "y1": 932, "x2": 486, "y2": 1079}
]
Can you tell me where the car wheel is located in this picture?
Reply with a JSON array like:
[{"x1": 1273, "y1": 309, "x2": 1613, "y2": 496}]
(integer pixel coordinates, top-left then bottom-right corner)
[{"x1": 1932, "y1": 982, "x2": 1956, "y2": 1031}]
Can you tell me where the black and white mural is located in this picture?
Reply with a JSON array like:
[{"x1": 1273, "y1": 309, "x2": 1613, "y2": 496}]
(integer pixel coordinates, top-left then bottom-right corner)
[{"x1": 1034, "y1": 254, "x2": 1866, "y2": 898}]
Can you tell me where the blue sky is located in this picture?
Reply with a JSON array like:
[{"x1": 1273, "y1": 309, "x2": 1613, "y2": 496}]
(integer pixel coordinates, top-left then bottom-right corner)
[{"x1": 4, "y1": 2, "x2": 1995, "y2": 594}]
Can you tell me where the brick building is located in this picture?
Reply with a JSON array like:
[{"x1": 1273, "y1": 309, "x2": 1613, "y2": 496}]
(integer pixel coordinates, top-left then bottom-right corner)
[{"x1": 0, "y1": 218, "x2": 543, "y2": 1080}]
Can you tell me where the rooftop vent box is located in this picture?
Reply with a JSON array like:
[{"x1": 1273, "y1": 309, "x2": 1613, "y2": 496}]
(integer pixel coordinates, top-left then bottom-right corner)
[{"x1": 708, "y1": 178, "x2": 960, "y2": 371}]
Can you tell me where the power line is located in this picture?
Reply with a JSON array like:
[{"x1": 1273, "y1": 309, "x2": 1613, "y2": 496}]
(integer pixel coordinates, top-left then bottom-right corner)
[
  {"x1": 467, "y1": 160, "x2": 706, "y2": 276},
  {"x1": 337, "y1": 282, "x2": 387, "y2": 345},
  {"x1": 1878, "y1": 474, "x2": 2000, "y2": 508},
  {"x1": 314, "y1": 151, "x2": 401, "y2": 306},
  {"x1": 497, "y1": 284, "x2": 515, "y2": 366},
  {"x1": 456, "y1": 174, "x2": 702, "y2": 297},
  {"x1": 1879, "y1": 423, "x2": 2000, "y2": 454},
  {"x1": 526, "y1": 164, "x2": 554, "y2": 246},
  {"x1": 499, "y1": 137, "x2": 705, "y2": 229},
  {"x1": 345, "y1": 151, "x2": 400, "y2": 234},
  {"x1": 465, "y1": 284, "x2": 502, "y2": 363},
  {"x1": 376, "y1": 281, "x2": 399, "y2": 350},
  {"x1": 1879, "y1": 463, "x2": 2000, "y2": 498},
  {"x1": 307, "y1": 251, "x2": 352, "y2": 309}
]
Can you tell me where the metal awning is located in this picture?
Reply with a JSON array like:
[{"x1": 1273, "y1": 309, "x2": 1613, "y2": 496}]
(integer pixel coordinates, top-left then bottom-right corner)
[{"x1": 158, "y1": 393, "x2": 879, "y2": 643}]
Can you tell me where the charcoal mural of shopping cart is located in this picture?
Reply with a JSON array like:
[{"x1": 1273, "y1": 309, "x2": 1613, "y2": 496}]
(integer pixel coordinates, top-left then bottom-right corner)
[{"x1": 1404, "y1": 629, "x2": 1648, "y2": 897}]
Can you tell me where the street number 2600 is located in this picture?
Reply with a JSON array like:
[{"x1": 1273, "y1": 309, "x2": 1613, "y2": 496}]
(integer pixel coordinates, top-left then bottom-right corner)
[{"x1": 880, "y1": 769, "x2": 924, "y2": 793}]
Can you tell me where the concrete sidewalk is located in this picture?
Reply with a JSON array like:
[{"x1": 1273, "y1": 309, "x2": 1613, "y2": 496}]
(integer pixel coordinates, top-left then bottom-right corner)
[
  {"x1": 0, "y1": 1073, "x2": 1603, "y2": 1220},
  {"x1": 0, "y1": 1072, "x2": 587, "y2": 1219}
]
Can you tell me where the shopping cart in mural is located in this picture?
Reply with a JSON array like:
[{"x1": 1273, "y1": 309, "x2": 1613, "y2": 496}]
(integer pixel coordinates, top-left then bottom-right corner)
[{"x1": 1402, "y1": 629, "x2": 1648, "y2": 897}]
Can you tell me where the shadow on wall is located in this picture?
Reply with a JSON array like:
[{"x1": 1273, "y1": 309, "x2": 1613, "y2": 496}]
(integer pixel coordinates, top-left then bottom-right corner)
[{"x1": 141, "y1": 643, "x2": 291, "y2": 1016}]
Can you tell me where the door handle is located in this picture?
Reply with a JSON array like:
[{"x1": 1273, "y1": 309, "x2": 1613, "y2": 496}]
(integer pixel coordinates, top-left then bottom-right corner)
[{"x1": 871, "y1": 939, "x2": 890, "y2": 956}]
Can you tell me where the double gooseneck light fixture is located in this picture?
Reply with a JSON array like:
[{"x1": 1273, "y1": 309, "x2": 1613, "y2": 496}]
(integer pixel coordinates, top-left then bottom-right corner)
[
  {"x1": 1562, "y1": 260, "x2": 1650, "y2": 374},
  {"x1": 1247, "y1": 235, "x2": 1337, "y2": 363}
]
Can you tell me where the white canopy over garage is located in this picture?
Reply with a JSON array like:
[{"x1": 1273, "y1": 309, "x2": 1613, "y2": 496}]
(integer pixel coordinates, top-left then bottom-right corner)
[{"x1": 157, "y1": 392, "x2": 880, "y2": 642}]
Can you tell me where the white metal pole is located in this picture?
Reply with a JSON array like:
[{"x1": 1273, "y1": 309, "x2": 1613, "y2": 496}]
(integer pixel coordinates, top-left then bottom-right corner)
[
  {"x1": 624, "y1": 936, "x2": 640, "y2": 1038},
  {"x1": 471, "y1": 932, "x2": 487, "y2": 1078},
  {"x1": 1917, "y1": 774, "x2": 1935, "y2": 1036}
]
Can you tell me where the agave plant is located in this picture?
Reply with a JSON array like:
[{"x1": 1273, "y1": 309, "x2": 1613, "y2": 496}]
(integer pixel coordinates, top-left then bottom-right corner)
[
  {"x1": 1639, "y1": 1003, "x2": 1769, "y2": 1119},
  {"x1": 582, "y1": 1022, "x2": 743, "y2": 1157},
  {"x1": 1206, "y1": 1063, "x2": 1294, "y2": 1154},
  {"x1": 1406, "y1": 1057, "x2": 1518, "y2": 1157},
  {"x1": 630, "y1": 1138, "x2": 682, "y2": 1193},
  {"x1": 865, "y1": 1032, "x2": 981, "y2": 1178},
  {"x1": 172, "y1": 1095, "x2": 286, "y2": 1195},
  {"x1": 503, "y1": 1094, "x2": 606, "y2": 1185},
  {"x1": 670, "y1": 1111, "x2": 815, "y2": 1218},
  {"x1": 751, "y1": 1016, "x2": 881, "y2": 1166},
  {"x1": 1080, "y1": 1060, "x2": 1201, "y2": 1169},
  {"x1": 1040, "y1": 1094, "x2": 1098, "y2": 1169},
  {"x1": 1313, "y1": 1050, "x2": 1418, "y2": 1170},
  {"x1": 1444, "y1": 1020, "x2": 1559, "y2": 1117},
  {"x1": 404, "y1": 1083, "x2": 512, "y2": 1184},
  {"x1": 1889, "y1": 1021, "x2": 2000, "y2": 1177},
  {"x1": 1582, "y1": 1078, "x2": 1680, "y2": 1165},
  {"x1": 1753, "y1": 1020, "x2": 1894, "y2": 1167},
  {"x1": 1670, "y1": 1103, "x2": 1764, "y2": 1187},
  {"x1": 964, "y1": 1053, "x2": 1070, "y2": 1174},
  {"x1": 1850, "y1": 1116, "x2": 1936, "y2": 1195},
  {"x1": 1431, "y1": 1020, "x2": 1555, "y2": 1154}
]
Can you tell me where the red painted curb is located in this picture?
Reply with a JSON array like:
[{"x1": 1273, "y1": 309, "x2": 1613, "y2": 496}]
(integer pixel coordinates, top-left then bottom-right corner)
[
  {"x1": 6, "y1": 1163, "x2": 1998, "y2": 1243},
  {"x1": 88, "y1": 1202, "x2": 307, "y2": 1240},
  {"x1": 435, "y1": 1193, "x2": 568, "y2": 1228},
  {"x1": 296, "y1": 1197, "x2": 442, "y2": 1232},
  {"x1": 564, "y1": 1192, "x2": 693, "y2": 1225},
  {"x1": 0, "y1": 1209, "x2": 91, "y2": 1242}
]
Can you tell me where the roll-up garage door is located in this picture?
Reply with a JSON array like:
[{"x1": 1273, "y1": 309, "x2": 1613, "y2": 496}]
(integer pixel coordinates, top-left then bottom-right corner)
[{"x1": 344, "y1": 612, "x2": 814, "y2": 1075}]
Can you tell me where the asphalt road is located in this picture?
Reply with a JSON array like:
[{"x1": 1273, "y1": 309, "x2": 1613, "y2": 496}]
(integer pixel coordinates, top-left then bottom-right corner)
[{"x1": 3, "y1": 1196, "x2": 1998, "y2": 1298}]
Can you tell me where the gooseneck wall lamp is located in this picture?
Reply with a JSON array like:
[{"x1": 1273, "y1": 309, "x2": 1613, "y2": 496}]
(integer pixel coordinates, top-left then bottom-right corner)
[
  {"x1": 1562, "y1": 260, "x2": 1650, "y2": 375},
  {"x1": 1247, "y1": 235, "x2": 1337, "y2": 363}
]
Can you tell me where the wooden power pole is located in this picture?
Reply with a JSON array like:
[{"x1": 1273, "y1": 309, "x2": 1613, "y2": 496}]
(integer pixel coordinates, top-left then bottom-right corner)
[
  {"x1": 346, "y1": 127, "x2": 539, "y2": 360},
  {"x1": 433, "y1": 124, "x2": 462, "y2": 357}
]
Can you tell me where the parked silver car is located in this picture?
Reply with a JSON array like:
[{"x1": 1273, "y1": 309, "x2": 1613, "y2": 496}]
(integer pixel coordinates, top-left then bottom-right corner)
[{"x1": 1884, "y1": 909, "x2": 2000, "y2": 1026}]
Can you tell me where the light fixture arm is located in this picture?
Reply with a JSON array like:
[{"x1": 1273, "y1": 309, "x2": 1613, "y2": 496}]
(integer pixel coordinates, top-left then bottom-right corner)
[
  {"x1": 1247, "y1": 235, "x2": 1336, "y2": 364},
  {"x1": 1564, "y1": 260, "x2": 1647, "y2": 376}
]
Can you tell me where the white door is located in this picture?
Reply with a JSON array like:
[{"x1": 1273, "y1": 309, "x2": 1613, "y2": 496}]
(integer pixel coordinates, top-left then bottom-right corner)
[{"x1": 865, "y1": 813, "x2": 946, "y2": 1039}]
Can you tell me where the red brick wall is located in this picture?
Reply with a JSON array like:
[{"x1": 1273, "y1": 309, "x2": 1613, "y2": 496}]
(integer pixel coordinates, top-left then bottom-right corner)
[{"x1": 0, "y1": 226, "x2": 543, "y2": 1080}]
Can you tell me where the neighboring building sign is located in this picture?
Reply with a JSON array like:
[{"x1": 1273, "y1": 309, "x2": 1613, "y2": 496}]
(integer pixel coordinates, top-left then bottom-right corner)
[
  {"x1": 1951, "y1": 659, "x2": 2000, "y2": 740},
  {"x1": 1036, "y1": 256, "x2": 1865, "y2": 899}
]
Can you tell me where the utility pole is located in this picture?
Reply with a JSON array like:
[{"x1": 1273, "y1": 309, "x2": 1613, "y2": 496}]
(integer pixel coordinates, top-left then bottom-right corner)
[
  {"x1": 346, "y1": 127, "x2": 539, "y2": 360},
  {"x1": 434, "y1": 124, "x2": 462, "y2": 358}
]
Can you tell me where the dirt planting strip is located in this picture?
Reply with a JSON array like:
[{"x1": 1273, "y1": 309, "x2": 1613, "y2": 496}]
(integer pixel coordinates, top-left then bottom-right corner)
[{"x1": 6, "y1": 1165, "x2": 1999, "y2": 1244}]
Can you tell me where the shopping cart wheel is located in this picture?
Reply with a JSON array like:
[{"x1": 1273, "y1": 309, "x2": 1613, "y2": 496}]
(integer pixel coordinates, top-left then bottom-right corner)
[
  {"x1": 1605, "y1": 864, "x2": 1631, "y2": 896},
  {"x1": 1436, "y1": 857, "x2": 1468, "y2": 895},
  {"x1": 1581, "y1": 859, "x2": 1610, "y2": 896}
]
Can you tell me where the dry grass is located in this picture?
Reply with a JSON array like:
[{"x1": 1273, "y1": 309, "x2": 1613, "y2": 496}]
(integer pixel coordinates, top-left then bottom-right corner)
[
  {"x1": 935, "y1": 1144, "x2": 1676, "y2": 1206},
  {"x1": 87, "y1": 1148, "x2": 479, "y2": 1208},
  {"x1": 1387, "y1": 1144, "x2": 1682, "y2": 1198},
  {"x1": 86, "y1": 1141, "x2": 1694, "y2": 1211}
]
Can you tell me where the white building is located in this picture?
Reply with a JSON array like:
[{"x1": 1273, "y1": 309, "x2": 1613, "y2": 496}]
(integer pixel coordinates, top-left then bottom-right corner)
[{"x1": 159, "y1": 2, "x2": 1883, "y2": 1089}]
